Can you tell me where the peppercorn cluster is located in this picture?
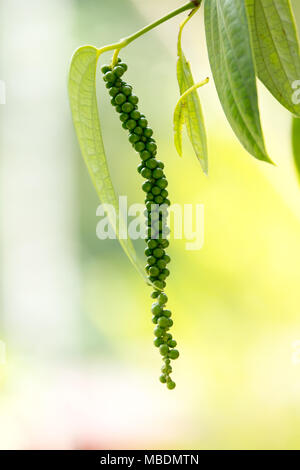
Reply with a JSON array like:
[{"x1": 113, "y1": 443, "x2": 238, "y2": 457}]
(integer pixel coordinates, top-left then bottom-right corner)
[{"x1": 101, "y1": 58, "x2": 179, "y2": 389}]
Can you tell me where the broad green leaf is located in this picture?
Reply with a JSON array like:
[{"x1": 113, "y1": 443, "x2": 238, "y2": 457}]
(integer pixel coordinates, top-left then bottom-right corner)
[
  {"x1": 245, "y1": 0, "x2": 300, "y2": 117},
  {"x1": 176, "y1": 8, "x2": 208, "y2": 175},
  {"x1": 68, "y1": 45, "x2": 148, "y2": 283},
  {"x1": 204, "y1": 0, "x2": 272, "y2": 163},
  {"x1": 292, "y1": 117, "x2": 300, "y2": 179}
]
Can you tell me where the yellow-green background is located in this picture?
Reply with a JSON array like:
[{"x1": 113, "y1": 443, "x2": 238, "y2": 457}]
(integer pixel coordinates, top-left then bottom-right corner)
[{"x1": 0, "y1": 0, "x2": 300, "y2": 450}]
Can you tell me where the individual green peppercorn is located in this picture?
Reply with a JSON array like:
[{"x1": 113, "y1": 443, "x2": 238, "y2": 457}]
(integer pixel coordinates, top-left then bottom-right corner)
[
  {"x1": 120, "y1": 113, "x2": 129, "y2": 122},
  {"x1": 109, "y1": 87, "x2": 119, "y2": 97},
  {"x1": 154, "y1": 338, "x2": 163, "y2": 348},
  {"x1": 152, "y1": 168, "x2": 164, "y2": 179},
  {"x1": 142, "y1": 181, "x2": 152, "y2": 193},
  {"x1": 104, "y1": 71, "x2": 115, "y2": 82},
  {"x1": 167, "y1": 380, "x2": 176, "y2": 390},
  {"x1": 147, "y1": 256, "x2": 156, "y2": 266},
  {"x1": 157, "y1": 259, "x2": 167, "y2": 270},
  {"x1": 128, "y1": 94, "x2": 139, "y2": 105},
  {"x1": 114, "y1": 66, "x2": 125, "y2": 77},
  {"x1": 168, "y1": 340, "x2": 177, "y2": 348},
  {"x1": 143, "y1": 127, "x2": 153, "y2": 138},
  {"x1": 146, "y1": 159, "x2": 158, "y2": 169},
  {"x1": 122, "y1": 102, "x2": 134, "y2": 113},
  {"x1": 152, "y1": 186, "x2": 161, "y2": 196},
  {"x1": 159, "y1": 374, "x2": 167, "y2": 384},
  {"x1": 148, "y1": 239, "x2": 157, "y2": 249},
  {"x1": 146, "y1": 142, "x2": 157, "y2": 152},
  {"x1": 149, "y1": 266, "x2": 160, "y2": 277},
  {"x1": 160, "y1": 239, "x2": 169, "y2": 248},
  {"x1": 130, "y1": 110, "x2": 141, "y2": 120},
  {"x1": 115, "y1": 105, "x2": 122, "y2": 113},
  {"x1": 154, "y1": 326, "x2": 163, "y2": 337},
  {"x1": 153, "y1": 248, "x2": 164, "y2": 258},
  {"x1": 129, "y1": 133, "x2": 140, "y2": 144},
  {"x1": 115, "y1": 93, "x2": 126, "y2": 105},
  {"x1": 138, "y1": 118, "x2": 148, "y2": 128},
  {"x1": 158, "y1": 293, "x2": 168, "y2": 305},
  {"x1": 120, "y1": 85, "x2": 131, "y2": 96},
  {"x1": 154, "y1": 196, "x2": 163, "y2": 204},
  {"x1": 168, "y1": 349, "x2": 179, "y2": 360},
  {"x1": 119, "y1": 62, "x2": 128, "y2": 71},
  {"x1": 163, "y1": 254, "x2": 171, "y2": 264},
  {"x1": 126, "y1": 120, "x2": 137, "y2": 130},
  {"x1": 141, "y1": 168, "x2": 152, "y2": 179},
  {"x1": 153, "y1": 280, "x2": 164, "y2": 289},
  {"x1": 135, "y1": 142, "x2": 145, "y2": 152},
  {"x1": 159, "y1": 344, "x2": 169, "y2": 356},
  {"x1": 163, "y1": 310, "x2": 172, "y2": 318},
  {"x1": 151, "y1": 303, "x2": 162, "y2": 315},
  {"x1": 160, "y1": 189, "x2": 168, "y2": 198},
  {"x1": 134, "y1": 126, "x2": 143, "y2": 135},
  {"x1": 140, "y1": 150, "x2": 151, "y2": 161},
  {"x1": 101, "y1": 65, "x2": 110, "y2": 74},
  {"x1": 158, "y1": 316, "x2": 169, "y2": 328},
  {"x1": 156, "y1": 178, "x2": 168, "y2": 189}
]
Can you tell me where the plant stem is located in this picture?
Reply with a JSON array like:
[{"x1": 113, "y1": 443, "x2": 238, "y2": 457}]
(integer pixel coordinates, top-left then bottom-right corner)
[
  {"x1": 178, "y1": 3, "x2": 201, "y2": 54},
  {"x1": 97, "y1": 1, "x2": 201, "y2": 59},
  {"x1": 121, "y1": 1, "x2": 201, "y2": 47}
]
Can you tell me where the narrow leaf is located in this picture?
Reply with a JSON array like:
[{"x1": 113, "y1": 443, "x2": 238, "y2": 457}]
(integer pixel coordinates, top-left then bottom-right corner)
[
  {"x1": 292, "y1": 117, "x2": 300, "y2": 179},
  {"x1": 204, "y1": 0, "x2": 272, "y2": 163},
  {"x1": 245, "y1": 0, "x2": 300, "y2": 117},
  {"x1": 176, "y1": 8, "x2": 208, "y2": 174},
  {"x1": 174, "y1": 96, "x2": 186, "y2": 157},
  {"x1": 174, "y1": 79, "x2": 209, "y2": 159},
  {"x1": 68, "y1": 45, "x2": 147, "y2": 282}
]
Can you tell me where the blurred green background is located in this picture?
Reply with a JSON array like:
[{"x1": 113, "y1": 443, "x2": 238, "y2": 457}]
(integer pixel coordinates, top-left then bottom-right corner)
[{"x1": 1, "y1": 0, "x2": 300, "y2": 450}]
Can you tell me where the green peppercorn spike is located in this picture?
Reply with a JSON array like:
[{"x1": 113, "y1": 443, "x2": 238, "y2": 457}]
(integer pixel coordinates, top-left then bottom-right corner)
[{"x1": 102, "y1": 59, "x2": 178, "y2": 389}]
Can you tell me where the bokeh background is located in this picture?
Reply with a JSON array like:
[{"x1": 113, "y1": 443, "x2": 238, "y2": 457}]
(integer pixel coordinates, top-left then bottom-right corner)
[{"x1": 1, "y1": 0, "x2": 300, "y2": 450}]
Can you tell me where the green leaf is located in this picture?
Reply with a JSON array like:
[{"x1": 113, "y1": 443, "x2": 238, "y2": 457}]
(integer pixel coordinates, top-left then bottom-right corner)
[
  {"x1": 176, "y1": 8, "x2": 208, "y2": 175},
  {"x1": 292, "y1": 117, "x2": 300, "y2": 179},
  {"x1": 174, "y1": 79, "x2": 209, "y2": 159},
  {"x1": 68, "y1": 45, "x2": 147, "y2": 283},
  {"x1": 204, "y1": 0, "x2": 272, "y2": 163},
  {"x1": 174, "y1": 93, "x2": 186, "y2": 157},
  {"x1": 245, "y1": 0, "x2": 300, "y2": 117}
]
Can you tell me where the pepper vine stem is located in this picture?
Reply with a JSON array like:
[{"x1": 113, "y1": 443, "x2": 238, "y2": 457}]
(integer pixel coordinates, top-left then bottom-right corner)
[{"x1": 96, "y1": 1, "x2": 202, "y2": 62}]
